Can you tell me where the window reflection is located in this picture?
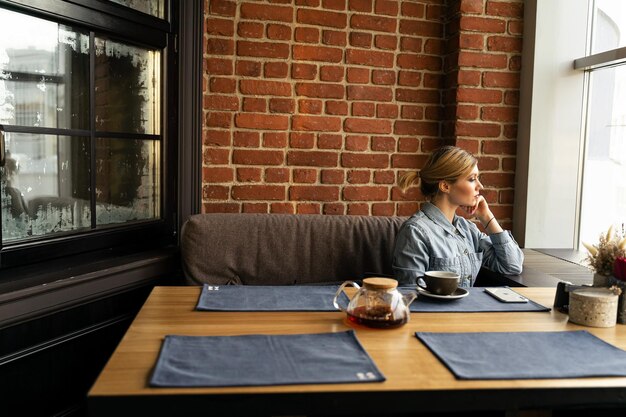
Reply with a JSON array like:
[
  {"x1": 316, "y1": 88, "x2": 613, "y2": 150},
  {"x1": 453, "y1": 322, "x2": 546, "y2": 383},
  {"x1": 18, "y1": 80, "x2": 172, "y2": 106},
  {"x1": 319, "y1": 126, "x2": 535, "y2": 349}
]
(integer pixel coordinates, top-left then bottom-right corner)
[{"x1": 108, "y1": 0, "x2": 165, "y2": 19}]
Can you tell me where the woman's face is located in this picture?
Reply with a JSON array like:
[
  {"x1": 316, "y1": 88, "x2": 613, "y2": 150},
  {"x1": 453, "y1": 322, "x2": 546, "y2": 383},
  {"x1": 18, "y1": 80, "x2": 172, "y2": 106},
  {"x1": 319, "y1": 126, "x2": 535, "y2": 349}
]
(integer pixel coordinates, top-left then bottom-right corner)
[{"x1": 447, "y1": 165, "x2": 483, "y2": 206}]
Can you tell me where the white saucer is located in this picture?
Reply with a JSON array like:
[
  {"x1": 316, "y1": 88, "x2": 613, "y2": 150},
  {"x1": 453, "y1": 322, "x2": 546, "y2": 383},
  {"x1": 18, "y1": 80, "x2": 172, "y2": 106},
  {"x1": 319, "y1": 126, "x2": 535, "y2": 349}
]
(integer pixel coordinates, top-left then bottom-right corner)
[{"x1": 417, "y1": 286, "x2": 469, "y2": 300}]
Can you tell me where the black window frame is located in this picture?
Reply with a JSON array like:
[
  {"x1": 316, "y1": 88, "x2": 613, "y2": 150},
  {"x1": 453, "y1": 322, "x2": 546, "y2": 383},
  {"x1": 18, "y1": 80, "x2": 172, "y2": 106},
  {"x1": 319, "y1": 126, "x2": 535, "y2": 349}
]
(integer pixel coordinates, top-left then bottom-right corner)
[{"x1": 0, "y1": 0, "x2": 178, "y2": 270}]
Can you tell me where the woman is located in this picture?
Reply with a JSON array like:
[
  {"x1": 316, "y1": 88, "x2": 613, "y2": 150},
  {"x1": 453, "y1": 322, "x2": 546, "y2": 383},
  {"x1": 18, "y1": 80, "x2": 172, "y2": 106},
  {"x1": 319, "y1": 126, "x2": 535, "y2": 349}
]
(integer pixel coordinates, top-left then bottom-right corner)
[{"x1": 392, "y1": 146, "x2": 523, "y2": 287}]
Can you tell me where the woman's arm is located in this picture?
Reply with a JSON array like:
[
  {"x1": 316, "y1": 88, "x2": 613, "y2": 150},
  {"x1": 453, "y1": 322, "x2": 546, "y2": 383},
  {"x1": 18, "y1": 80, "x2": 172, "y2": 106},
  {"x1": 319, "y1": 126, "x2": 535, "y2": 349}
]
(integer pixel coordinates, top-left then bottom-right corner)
[{"x1": 392, "y1": 224, "x2": 430, "y2": 285}]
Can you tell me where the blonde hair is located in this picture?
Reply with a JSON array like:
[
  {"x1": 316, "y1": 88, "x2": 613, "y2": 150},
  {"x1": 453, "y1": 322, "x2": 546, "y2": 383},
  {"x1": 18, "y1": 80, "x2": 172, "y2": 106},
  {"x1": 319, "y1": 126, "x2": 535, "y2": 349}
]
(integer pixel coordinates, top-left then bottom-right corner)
[{"x1": 398, "y1": 146, "x2": 477, "y2": 198}]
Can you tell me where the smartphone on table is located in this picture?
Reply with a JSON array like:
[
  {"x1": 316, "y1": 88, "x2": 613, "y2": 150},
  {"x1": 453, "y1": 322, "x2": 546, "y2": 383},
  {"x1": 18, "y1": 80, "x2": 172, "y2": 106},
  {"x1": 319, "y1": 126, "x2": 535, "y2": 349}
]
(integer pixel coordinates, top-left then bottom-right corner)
[{"x1": 484, "y1": 287, "x2": 528, "y2": 303}]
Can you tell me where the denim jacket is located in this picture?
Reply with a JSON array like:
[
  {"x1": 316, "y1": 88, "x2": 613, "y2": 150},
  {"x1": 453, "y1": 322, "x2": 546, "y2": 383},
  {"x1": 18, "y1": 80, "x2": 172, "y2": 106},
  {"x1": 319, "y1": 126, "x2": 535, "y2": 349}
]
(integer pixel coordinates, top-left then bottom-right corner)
[{"x1": 392, "y1": 203, "x2": 524, "y2": 287}]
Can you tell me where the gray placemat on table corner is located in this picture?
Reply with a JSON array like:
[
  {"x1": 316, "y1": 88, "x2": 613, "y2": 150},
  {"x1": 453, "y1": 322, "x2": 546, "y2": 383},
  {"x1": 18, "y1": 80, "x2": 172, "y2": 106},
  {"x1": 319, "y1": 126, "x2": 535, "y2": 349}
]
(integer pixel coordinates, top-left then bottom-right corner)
[
  {"x1": 196, "y1": 284, "x2": 350, "y2": 311},
  {"x1": 403, "y1": 287, "x2": 550, "y2": 313},
  {"x1": 150, "y1": 330, "x2": 385, "y2": 387},
  {"x1": 416, "y1": 330, "x2": 626, "y2": 380}
]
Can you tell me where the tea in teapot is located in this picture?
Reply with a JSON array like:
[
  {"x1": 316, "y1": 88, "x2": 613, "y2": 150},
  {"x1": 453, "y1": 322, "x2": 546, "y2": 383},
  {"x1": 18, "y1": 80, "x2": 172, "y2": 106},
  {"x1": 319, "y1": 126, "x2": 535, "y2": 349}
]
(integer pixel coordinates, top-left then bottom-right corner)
[{"x1": 333, "y1": 277, "x2": 416, "y2": 329}]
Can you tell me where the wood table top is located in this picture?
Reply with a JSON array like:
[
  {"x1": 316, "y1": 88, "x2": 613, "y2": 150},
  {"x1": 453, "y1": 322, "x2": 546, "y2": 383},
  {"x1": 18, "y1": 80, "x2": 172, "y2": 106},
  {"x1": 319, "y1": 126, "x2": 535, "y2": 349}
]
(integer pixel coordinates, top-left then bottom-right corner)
[{"x1": 88, "y1": 286, "x2": 626, "y2": 416}]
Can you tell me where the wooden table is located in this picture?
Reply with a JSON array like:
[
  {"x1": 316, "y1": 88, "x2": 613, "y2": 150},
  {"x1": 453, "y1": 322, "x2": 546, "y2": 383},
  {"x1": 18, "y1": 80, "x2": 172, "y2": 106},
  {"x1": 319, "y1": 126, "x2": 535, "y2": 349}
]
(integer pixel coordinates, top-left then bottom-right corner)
[{"x1": 88, "y1": 287, "x2": 626, "y2": 416}]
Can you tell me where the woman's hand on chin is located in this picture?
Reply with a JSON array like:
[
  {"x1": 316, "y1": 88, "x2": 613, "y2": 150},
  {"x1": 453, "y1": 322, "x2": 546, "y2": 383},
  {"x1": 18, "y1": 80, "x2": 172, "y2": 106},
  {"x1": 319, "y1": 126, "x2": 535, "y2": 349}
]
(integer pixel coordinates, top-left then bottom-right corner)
[{"x1": 460, "y1": 195, "x2": 491, "y2": 221}]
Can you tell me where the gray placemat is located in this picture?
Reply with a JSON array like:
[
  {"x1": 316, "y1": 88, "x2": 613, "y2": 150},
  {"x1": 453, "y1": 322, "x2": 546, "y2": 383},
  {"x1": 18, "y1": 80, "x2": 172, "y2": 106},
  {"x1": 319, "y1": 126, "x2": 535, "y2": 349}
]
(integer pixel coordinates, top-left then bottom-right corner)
[
  {"x1": 150, "y1": 331, "x2": 385, "y2": 387},
  {"x1": 196, "y1": 284, "x2": 350, "y2": 311},
  {"x1": 403, "y1": 287, "x2": 550, "y2": 312},
  {"x1": 416, "y1": 331, "x2": 626, "y2": 380}
]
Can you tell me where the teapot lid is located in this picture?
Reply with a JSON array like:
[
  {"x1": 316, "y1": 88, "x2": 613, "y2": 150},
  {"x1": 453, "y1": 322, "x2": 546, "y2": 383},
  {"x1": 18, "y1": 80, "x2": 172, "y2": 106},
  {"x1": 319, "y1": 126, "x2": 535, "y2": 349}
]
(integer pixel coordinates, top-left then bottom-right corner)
[{"x1": 363, "y1": 277, "x2": 398, "y2": 290}]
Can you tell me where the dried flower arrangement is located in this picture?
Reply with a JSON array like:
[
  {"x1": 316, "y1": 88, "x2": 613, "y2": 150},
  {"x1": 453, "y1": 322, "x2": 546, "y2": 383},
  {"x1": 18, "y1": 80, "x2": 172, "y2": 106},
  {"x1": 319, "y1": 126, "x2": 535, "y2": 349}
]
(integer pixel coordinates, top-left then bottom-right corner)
[{"x1": 583, "y1": 224, "x2": 626, "y2": 277}]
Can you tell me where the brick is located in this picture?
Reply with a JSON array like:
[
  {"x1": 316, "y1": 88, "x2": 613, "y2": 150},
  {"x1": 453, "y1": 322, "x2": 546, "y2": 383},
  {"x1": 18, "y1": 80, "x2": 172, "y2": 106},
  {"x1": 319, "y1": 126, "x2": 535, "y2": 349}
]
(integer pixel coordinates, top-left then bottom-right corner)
[
  {"x1": 206, "y1": 58, "x2": 233, "y2": 75},
  {"x1": 345, "y1": 135, "x2": 369, "y2": 150},
  {"x1": 297, "y1": 9, "x2": 347, "y2": 28},
  {"x1": 457, "y1": 104, "x2": 479, "y2": 120},
  {"x1": 401, "y1": 2, "x2": 424, "y2": 17},
  {"x1": 291, "y1": 63, "x2": 317, "y2": 80},
  {"x1": 293, "y1": 45, "x2": 343, "y2": 63},
  {"x1": 268, "y1": 98, "x2": 295, "y2": 113},
  {"x1": 455, "y1": 121, "x2": 501, "y2": 137},
  {"x1": 297, "y1": 203, "x2": 321, "y2": 214},
  {"x1": 290, "y1": 132, "x2": 316, "y2": 148},
  {"x1": 396, "y1": 88, "x2": 440, "y2": 103},
  {"x1": 293, "y1": 168, "x2": 317, "y2": 183},
  {"x1": 233, "y1": 149, "x2": 284, "y2": 165},
  {"x1": 204, "y1": 129, "x2": 231, "y2": 146},
  {"x1": 376, "y1": 103, "x2": 398, "y2": 118},
  {"x1": 295, "y1": 27, "x2": 319, "y2": 43},
  {"x1": 207, "y1": 18, "x2": 234, "y2": 36},
  {"x1": 235, "y1": 113, "x2": 289, "y2": 130},
  {"x1": 323, "y1": 0, "x2": 347, "y2": 11},
  {"x1": 347, "y1": 170, "x2": 370, "y2": 184},
  {"x1": 483, "y1": 72, "x2": 520, "y2": 88},
  {"x1": 236, "y1": 60, "x2": 261, "y2": 76},
  {"x1": 499, "y1": 189, "x2": 515, "y2": 204},
  {"x1": 460, "y1": 33, "x2": 484, "y2": 50},
  {"x1": 321, "y1": 169, "x2": 344, "y2": 183},
  {"x1": 476, "y1": 156, "x2": 500, "y2": 171},
  {"x1": 508, "y1": 20, "x2": 523, "y2": 36},
  {"x1": 401, "y1": 105, "x2": 423, "y2": 119},
  {"x1": 399, "y1": 20, "x2": 442, "y2": 37},
  {"x1": 375, "y1": 0, "x2": 398, "y2": 16},
  {"x1": 264, "y1": 62, "x2": 288, "y2": 78},
  {"x1": 371, "y1": 136, "x2": 396, "y2": 151},
  {"x1": 397, "y1": 202, "x2": 420, "y2": 216},
  {"x1": 346, "y1": 49, "x2": 394, "y2": 68},
  {"x1": 341, "y1": 153, "x2": 388, "y2": 168},
  {"x1": 206, "y1": 112, "x2": 232, "y2": 128},
  {"x1": 203, "y1": 94, "x2": 239, "y2": 111},
  {"x1": 202, "y1": 203, "x2": 240, "y2": 213},
  {"x1": 350, "y1": 14, "x2": 397, "y2": 33},
  {"x1": 423, "y1": 73, "x2": 442, "y2": 89},
  {"x1": 397, "y1": 54, "x2": 441, "y2": 71},
  {"x1": 398, "y1": 71, "x2": 420, "y2": 86},
  {"x1": 240, "y1": 3, "x2": 293, "y2": 22},
  {"x1": 320, "y1": 65, "x2": 344, "y2": 82},
  {"x1": 267, "y1": 24, "x2": 291, "y2": 40},
  {"x1": 372, "y1": 70, "x2": 395, "y2": 85},
  {"x1": 487, "y1": 1, "x2": 524, "y2": 18},
  {"x1": 209, "y1": 77, "x2": 236, "y2": 93},
  {"x1": 509, "y1": 55, "x2": 522, "y2": 71},
  {"x1": 297, "y1": 0, "x2": 320, "y2": 5},
  {"x1": 350, "y1": 32, "x2": 372, "y2": 48},
  {"x1": 461, "y1": 0, "x2": 484, "y2": 14},
  {"x1": 298, "y1": 99, "x2": 323, "y2": 114},
  {"x1": 232, "y1": 185, "x2": 285, "y2": 200},
  {"x1": 270, "y1": 202, "x2": 295, "y2": 214},
  {"x1": 325, "y1": 101, "x2": 349, "y2": 115},
  {"x1": 292, "y1": 115, "x2": 342, "y2": 131},
  {"x1": 347, "y1": 85, "x2": 393, "y2": 101},
  {"x1": 207, "y1": 38, "x2": 234, "y2": 55},
  {"x1": 343, "y1": 186, "x2": 388, "y2": 201},
  {"x1": 290, "y1": 186, "x2": 340, "y2": 201},
  {"x1": 323, "y1": 203, "x2": 345, "y2": 215},
  {"x1": 374, "y1": 35, "x2": 397, "y2": 50},
  {"x1": 242, "y1": 203, "x2": 268, "y2": 213},
  {"x1": 347, "y1": 203, "x2": 369, "y2": 215},
  {"x1": 346, "y1": 67, "x2": 370, "y2": 83},
  {"x1": 460, "y1": 16, "x2": 506, "y2": 33},
  {"x1": 322, "y1": 30, "x2": 347, "y2": 46},
  {"x1": 236, "y1": 167, "x2": 262, "y2": 182},
  {"x1": 237, "y1": 41, "x2": 290, "y2": 59},
  {"x1": 502, "y1": 156, "x2": 516, "y2": 171},
  {"x1": 349, "y1": 0, "x2": 371, "y2": 12},
  {"x1": 263, "y1": 132, "x2": 287, "y2": 148},
  {"x1": 426, "y1": 3, "x2": 444, "y2": 19},
  {"x1": 459, "y1": 70, "x2": 481, "y2": 86},
  {"x1": 203, "y1": 167, "x2": 233, "y2": 182},
  {"x1": 397, "y1": 137, "x2": 419, "y2": 152},
  {"x1": 455, "y1": 138, "x2": 480, "y2": 154},
  {"x1": 203, "y1": 185, "x2": 229, "y2": 200},
  {"x1": 209, "y1": 0, "x2": 236, "y2": 17},
  {"x1": 344, "y1": 118, "x2": 392, "y2": 134},
  {"x1": 296, "y1": 82, "x2": 345, "y2": 99},
  {"x1": 391, "y1": 154, "x2": 428, "y2": 169},
  {"x1": 481, "y1": 106, "x2": 518, "y2": 122},
  {"x1": 480, "y1": 172, "x2": 514, "y2": 187},
  {"x1": 372, "y1": 202, "x2": 394, "y2": 216},
  {"x1": 373, "y1": 170, "x2": 395, "y2": 184},
  {"x1": 318, "y1": 134, "x2": 343, "y2": 149},
  {"x1": 204, "y1": 147, "x2": 230, "y2": 164},
  {"x1": 238, "y1": 22, "x2": 264, "y2": 38},
  {"x1": 504, "y1": 91, "x2": 519, "y2": 106},
  {"x1": 391, "y1": 185, "x2": 420, "y2": 201},
  {"x1": 265, "y1": 167, "x2": 290, "y2": 182},
  {"x1": 288, "y1": 151, "x2": 338, "y2": 167},
  {"x1": 394, "y1": 120, "x2": 438, "y2": 136},
  {"x1": 233, "y1": 131, "x2": 260, "y2": 147},
  {"x1": 242, "y1": 97, "x2": 266, "y2": 112},
  {"x1": 488, "y1": 36, "x2": 522, "y2": 52},
  {"x1": 240, "y1": 79, "x2": 291, "y2": 96},
  {"x1": 400, "y1": 37, "x2": 422, "y2": 53},
  {"x1": 482, "y1": 139, "x2": 517, "y2": 155},
  {"x1": 457, "y1": 87, "x2": 502, "y2": 104}
]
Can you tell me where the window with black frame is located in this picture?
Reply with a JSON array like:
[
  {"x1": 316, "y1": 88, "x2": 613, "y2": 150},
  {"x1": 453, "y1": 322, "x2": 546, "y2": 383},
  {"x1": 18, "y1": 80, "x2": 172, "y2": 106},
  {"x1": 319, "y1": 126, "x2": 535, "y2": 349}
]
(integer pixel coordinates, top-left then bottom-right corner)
[{"x1": 0, "y1": 0, "x2": 174, "y2": 268}]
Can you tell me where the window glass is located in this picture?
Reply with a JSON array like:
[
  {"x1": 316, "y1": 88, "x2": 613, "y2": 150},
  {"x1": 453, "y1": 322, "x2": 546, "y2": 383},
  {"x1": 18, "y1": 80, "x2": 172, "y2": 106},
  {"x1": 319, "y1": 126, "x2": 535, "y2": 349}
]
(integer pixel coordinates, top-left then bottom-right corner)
[
  {"x1": 108, "y1": 0, "x2": 165, "y2": 19},
  {"x1": 95, "y1": 138, "x2": 160, "y2": 225},
  {"x1": 1, "y1": 133, "x2": 91, "y2": 243},
  {"x1": 579, "y1": 65, "x2": 626, "y2": 245},
  {"x1": 0, "y1": 9, "x2": 90, "y2": 129},
  {"x1": 592, "y1": 0, "x2": 626, "y2": 54},
  {"x1": 94, "y1": 38, "x2": 161, "y2": 134}
]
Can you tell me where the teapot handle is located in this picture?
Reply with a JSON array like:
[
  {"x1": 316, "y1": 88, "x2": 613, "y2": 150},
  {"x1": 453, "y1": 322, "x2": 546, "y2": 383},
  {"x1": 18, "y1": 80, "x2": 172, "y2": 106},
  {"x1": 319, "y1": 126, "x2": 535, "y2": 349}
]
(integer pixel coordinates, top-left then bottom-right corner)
[{"x1": 333, "y1": 281, "x2": 360, "y2": 312}]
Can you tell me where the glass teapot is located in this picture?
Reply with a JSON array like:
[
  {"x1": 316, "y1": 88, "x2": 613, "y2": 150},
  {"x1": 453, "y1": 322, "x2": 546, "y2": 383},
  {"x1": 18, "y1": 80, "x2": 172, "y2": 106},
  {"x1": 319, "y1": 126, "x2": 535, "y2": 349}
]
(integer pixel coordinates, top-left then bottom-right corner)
[{"x1": 333, "y1": 277, "x2": 417, "y2": 329}]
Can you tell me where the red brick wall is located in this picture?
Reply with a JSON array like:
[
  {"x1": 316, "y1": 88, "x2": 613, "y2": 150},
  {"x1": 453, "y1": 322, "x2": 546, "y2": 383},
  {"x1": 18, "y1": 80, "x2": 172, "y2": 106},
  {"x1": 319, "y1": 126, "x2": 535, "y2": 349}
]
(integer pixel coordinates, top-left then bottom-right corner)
[{"x1": 202, "y1": 0, "x2": 523, "y2": 225}]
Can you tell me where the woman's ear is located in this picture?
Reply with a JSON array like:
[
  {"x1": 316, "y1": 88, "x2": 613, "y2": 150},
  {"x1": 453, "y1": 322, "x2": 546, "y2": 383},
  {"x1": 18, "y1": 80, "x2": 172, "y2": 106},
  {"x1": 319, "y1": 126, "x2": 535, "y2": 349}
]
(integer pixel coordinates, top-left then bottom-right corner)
[{"x1": 439, "y1": 180, "x2": 449, "y2": 194}]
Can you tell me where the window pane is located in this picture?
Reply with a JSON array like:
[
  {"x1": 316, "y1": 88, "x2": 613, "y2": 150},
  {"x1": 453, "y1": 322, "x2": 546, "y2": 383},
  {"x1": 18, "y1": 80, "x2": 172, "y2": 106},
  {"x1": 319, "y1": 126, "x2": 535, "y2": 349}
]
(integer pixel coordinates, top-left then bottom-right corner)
[
  {"x1": 579, "y1": 65, "x2": 626, "y2": 246},
  {"x1": 1, "y1": 133, "x2": 91, "y2": 243},
  {"x1": 94, "y1": 38, "x2": 161, "y2": 134},
  {"x1": 95, "y1": 138, "x2": 160, "y2": 226},
  {"x1": 0, "y1": 9, "x2": 90, "y2": 129},
  {"x1": 108, "y1": 0, "x2": 165, "y2": 19},
  {"x1": 592, "y1": 0, "x2": 626, "y2": 54}
]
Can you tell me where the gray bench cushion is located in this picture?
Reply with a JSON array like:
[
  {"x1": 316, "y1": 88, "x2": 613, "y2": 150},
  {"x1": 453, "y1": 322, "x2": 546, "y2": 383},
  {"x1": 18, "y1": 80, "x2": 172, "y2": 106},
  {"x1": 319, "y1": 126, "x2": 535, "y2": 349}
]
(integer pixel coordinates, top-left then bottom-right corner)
[{"x1": 181, "y1": 213, "x2": 407, "y2": 286}]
